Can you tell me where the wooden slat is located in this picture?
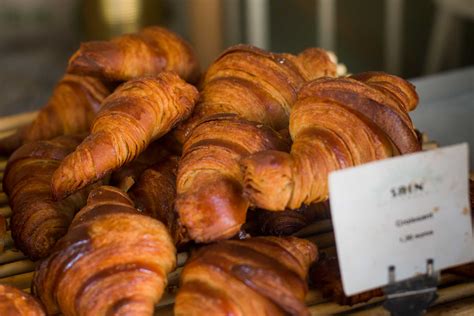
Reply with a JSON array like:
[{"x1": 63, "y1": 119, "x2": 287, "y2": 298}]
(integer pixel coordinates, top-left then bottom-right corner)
[
  {"x1": 0, "y1": 160, "x2": 7, "y2": 171},
  {"x1": 0, "y1": 111, "x2": 37, "y2": 132},
  {"x1": 0, "y1": 259, "x2": 35, "y2": 278},
  {"x1": 0, "y1": 271, "x2": 34, "y2": 289},
  {"x1": 0, "y1": 192, "x2": 7, "y2": 205},
  {"x1": 0, "y1": 129, "x2": 16, "y2": 140},
  {"x1": 0, "y1": 249, "x2": 27, "y2": 265},
  {"x1": 427, "y1": 296, "x2": 474, "y2": 315},
  {"x1": 0, "y1": 206, "x2": 11, "y2": 218}
]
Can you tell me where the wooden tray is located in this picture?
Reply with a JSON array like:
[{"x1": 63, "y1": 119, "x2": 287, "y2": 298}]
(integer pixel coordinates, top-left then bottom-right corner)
[{"x1": 0, "y1": 111, "x2": 473, "y2": 316}]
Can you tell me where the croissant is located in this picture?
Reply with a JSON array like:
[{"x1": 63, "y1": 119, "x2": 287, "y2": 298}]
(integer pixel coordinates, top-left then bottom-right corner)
[
  {"x1": 68, "y1": 26, "x2": 200, "y2": 83},
  {"x1": 3, "y1": 135, "x2": 97, "y2": 259},
  {"x1": 33, "y1": 185, "x2": 176, "y2": 316},
  {"x1": 175, "y1": 236, "x2": 317, "y2": 316},
  {"x1": 176, "y1": 114, "x2": 289, "y2": 243},
  {"x1": 242, "y1": 72, "x2": 420, "y2": 210},
  {"x1": 0, "y1": 75, "x2": 109, "y2": 155},
  {"x1": 177, "y1": 44, "x2": 337, "y2": 141},
  {"x1": 310, "y1": 254, "x2": 383, "y2": 305},
  {"x1": 129, "y1": 154, "x2": 187, "y2": 245},
  {"x1": 52, "y1": 72, "x2": 199, "y2": 200},
  {"x1": 0, "y1": 285, "x2": 46, "y2": 316}
]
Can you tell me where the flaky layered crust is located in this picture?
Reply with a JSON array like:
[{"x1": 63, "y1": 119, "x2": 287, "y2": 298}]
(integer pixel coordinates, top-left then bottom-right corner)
[
  {"x1": 129, "y1": 155, "x2": 187, "y2": 245},
  {"x1": 0, "y1": 285, "x2": 46, "y2": 316},
  {"x1": 242, "y1": 72, "x2": 420, "y2": 210},
  {"x1": 33, "y1": 186, "x2": 176, "y2": 316},
  {"x1": 175, "y1": 236, "x2": 318, "y2": 316},
  {"x1": 176, "y1": 114, "x2": 289, "y2": 242},
  {"x1": 52, "y1": 72, "x2": 199, "y2": 199},
  {"x1": 177, "y1": 45, "x2": 336, "y2": 141},
  {"x1": 3, "y1": 135, "x2": 94, "y2": 259},
  {"x1": 68, "y1": 26, "x2": 200, "y2": 82},
  {"x1": 0, "y1": 75, "x2": 109, "y2": 155}
]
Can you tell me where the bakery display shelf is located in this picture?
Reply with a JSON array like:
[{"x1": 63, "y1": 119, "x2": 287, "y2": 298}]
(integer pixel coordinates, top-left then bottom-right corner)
[{"x1": 0, "y1": 111, "x2": 472, "y2": 316}]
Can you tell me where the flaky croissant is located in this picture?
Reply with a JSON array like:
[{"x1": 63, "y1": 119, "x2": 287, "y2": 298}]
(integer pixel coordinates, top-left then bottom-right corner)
[
  {"x1": 33, "y1": 186, "x2": 176, "y2": 316},
  {"x1": 68, "y1": 26, "x2": 200, "y2": 83},
  {"x1": 177, "y1": 44, "x2": 337, "y2": 141},
  {"x1": 175, "y1": 236, "x2": 317, "y2": 316},
  {"x1": 52, "y1": 72, "x2": 199, "y2": 200},
  {"x1": 0, "y1": 75, "x2": 109, "y2": 155},
  {"x1": 3, "y1": 135, "x2": 96, "y2": 259},
  {"x1": 242, "y1": 72, "x2": 420, "y2": 210},
  {"x1": 176, "y1": 114, "x2": 289, "y2": 243},
  {"x1": 0, "y1": 285, "x2": 46, "y2": 316},
  {"x1": 129, "y1": 154, "x2": 187, "y2": 245}
]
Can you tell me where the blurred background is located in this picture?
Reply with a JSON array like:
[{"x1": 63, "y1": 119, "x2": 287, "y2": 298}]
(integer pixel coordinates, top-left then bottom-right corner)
[{"x1": 0, "y1": 0, "x2": 473, "y2": 116}]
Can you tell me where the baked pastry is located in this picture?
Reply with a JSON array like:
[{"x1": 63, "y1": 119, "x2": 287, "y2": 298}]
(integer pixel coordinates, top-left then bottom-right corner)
[
  {"x1": 33, "y1": 186, "x2": 176, "y2": 315},
  {"x1": 242, "y1": 72, "x2": 420, "y2": 210},
  {"x1": 3, "y1": 135, "x2": 96, "y2": 259},
  {"x1": 177, "y1": 44, "x2": 337, "y2": 141},
  {"x1": 0, "y1": 284, "x2": 46, "y2": 316},
  {"x1": 52, "y1": 72, "x2": 199, "y2": 200},
  {"x1": 310, "y1": 254, "x2": 383, "y2": 305},
  {"x1": 129, "y1": 154, "x2": 186, "y2": 245},
  {"x1": 175, "y1": 236, "x2": 317, "y2": 316},
  {"x1": 176, "y1": 114, "x2": 289, "y2": 243},
  {"x1": 68, "y1": 26, "x2": 200, "y2": 83},
  {"x1": 0, "y1": 75, "x2": 109, "y2": 155}
]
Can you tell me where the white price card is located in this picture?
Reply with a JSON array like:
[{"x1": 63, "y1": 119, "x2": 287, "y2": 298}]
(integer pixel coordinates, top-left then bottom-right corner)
[{"x1": 329, "y1": 143, "x2": 473, "y2": 296}]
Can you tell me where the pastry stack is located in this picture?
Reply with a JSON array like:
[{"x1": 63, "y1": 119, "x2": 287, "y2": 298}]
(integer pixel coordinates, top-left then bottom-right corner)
[{"x1": 0, "y1": 26, "x2": 425, "y2": 316}]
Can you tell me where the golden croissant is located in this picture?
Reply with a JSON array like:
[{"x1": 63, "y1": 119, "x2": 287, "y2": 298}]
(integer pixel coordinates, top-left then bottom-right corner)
[
  {"x1": 0, "y1": 75, "x2": 109, "y2": 155},
  {"x1": 33, "y1": 185, "x2": 176, "y2": 316},
  {"x1": 175, "y1": 236, "x2": 318, "y2": 316},
  {"x1": 177, "y1": 44, "x2": 337, "y2": 141},
  {"x1": 52, "y1": 72, "x2": 199, "y2": 200},
  {"x1": 242, "y1": 72, "x2": 420, "y2": 210},
  {"x1": 3, "y1": 135, "x2": 96, "y2": 259},
  {"x1": 0, "y1": 284, "x2": 46, "y2": 316},
  {"x1": 68, "y1": 26, "x2": 200, "y2": 82},
  {"x1": 176, "y1": 114, "x2": 289, "y2": 243}
]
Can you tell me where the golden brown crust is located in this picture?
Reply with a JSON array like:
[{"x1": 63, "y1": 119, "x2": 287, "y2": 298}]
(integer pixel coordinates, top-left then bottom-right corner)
[
  {"x1": 242, "y1": 72, "x2": 419, "y2": 210},
  {"x1": 175, "y1": 236, "x2": 317, "y2": 316},
  {"x1": 176, "y1": 44, "x2": 336, "y2": 142},
  {"x1": 129, "y1": 155, "x2": 188, "y2": 245},
  {"x1": 174, "y1": 237, "x2": 317, "y2": 316},
  {"x1": 33, "y1": 186, "x2": 176, "y2": 316},
  {"x1": 0, "y1": 285, "x2": 46, "y2": 316},
  {"x1": 68, "y1": 26, "x2": 200, "y2": 83},
  {"x1": 3, "y1": 135, "x2": 96, "y2": 259},
  {"x1": 51, "y1": 72, "x2": 199, "y2": 200},
  {"x1": 176, "y1": 114, "x2": 289, "y2": 243},
  {"x1": 0, "y1": 75, "x2": 109, "y2": 155}
]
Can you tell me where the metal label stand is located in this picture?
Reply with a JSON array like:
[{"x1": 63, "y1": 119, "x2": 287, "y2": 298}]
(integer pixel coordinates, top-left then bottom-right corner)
[{"x1": 383, "y1": 259, "x2": 439, "y2": 316}]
